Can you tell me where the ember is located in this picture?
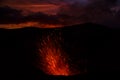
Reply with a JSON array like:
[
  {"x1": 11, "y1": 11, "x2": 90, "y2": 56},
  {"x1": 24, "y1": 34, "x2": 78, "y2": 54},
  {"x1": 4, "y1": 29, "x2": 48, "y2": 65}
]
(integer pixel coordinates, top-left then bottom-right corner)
[{"x1": 38, "y1": 31, "x2": 71, "y2": 76}]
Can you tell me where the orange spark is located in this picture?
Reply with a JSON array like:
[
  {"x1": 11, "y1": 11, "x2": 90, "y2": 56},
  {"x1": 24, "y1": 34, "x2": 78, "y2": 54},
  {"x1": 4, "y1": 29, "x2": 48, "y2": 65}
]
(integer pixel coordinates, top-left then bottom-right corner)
[{"x1": 38, "y1": 32, "x2": 71, "y2": 76}]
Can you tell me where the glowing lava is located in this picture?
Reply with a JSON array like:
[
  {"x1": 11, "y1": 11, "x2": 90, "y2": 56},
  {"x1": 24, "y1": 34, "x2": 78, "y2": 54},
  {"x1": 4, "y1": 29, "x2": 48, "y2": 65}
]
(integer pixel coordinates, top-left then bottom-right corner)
[{"x1": 38, "y1": 32, "x2": 71, "y2": 76}]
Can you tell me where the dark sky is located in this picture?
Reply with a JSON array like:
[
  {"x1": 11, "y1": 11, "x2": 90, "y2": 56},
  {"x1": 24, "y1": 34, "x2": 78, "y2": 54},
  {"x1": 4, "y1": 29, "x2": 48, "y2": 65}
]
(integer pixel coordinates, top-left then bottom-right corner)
[
  {"x1": 0, "y1": 0, "x2": 119, "y2": 4},
  {"x1": 0, "y1": 0, "x2": 120, "y2": 15},
  {"x1": 0, "y1": 0, "x2": 120, "y2": 28}
]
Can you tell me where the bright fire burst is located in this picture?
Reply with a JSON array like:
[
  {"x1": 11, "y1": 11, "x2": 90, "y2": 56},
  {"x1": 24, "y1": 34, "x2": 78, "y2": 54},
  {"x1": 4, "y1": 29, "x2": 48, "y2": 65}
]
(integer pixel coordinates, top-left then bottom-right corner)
[{"x1": 38, "y1": 31, "x2": 71, "y2": 76}]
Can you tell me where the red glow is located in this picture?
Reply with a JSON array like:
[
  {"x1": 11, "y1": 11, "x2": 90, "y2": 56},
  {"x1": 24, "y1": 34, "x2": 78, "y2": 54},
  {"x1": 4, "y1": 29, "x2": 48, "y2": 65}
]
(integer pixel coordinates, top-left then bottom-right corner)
[
  {"x1": 38, "y1": 32, "x2": 71, "y2": 76},
  {"x1": 0, "y1": 22, "x2": 62, "y2": 29},
  {"x1": 10, "y1": 4, "x2": 60, "y2": 15}
]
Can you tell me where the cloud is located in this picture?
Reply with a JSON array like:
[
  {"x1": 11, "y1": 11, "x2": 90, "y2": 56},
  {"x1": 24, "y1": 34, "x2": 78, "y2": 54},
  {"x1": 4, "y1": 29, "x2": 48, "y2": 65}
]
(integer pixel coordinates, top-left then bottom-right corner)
[
  {"x1": 0, "y1": 0, "x2": 42, "y2": 5},
  {"x1": 0, "y1": 6, "x2": 61, "y2": 25},
  {"x1": 0, "y1": 0, "x2": 120, "y2": 28},
  {"x1": 0, "y1": 6, "x2": 23, "y2": 24}
]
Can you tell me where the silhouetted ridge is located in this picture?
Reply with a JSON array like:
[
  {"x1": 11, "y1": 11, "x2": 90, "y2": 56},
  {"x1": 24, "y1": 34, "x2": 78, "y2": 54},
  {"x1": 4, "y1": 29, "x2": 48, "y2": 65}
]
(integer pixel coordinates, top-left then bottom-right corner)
[{"x1": 0, "y1": 23, "x2": 120, "y2": 80}]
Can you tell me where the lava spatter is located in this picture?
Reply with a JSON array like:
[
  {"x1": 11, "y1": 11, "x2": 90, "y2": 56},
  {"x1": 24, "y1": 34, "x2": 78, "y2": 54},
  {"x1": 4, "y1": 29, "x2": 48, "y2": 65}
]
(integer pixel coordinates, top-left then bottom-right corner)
[{"x1": 38, "y1": 32, "x2": 71, "y2": 76}]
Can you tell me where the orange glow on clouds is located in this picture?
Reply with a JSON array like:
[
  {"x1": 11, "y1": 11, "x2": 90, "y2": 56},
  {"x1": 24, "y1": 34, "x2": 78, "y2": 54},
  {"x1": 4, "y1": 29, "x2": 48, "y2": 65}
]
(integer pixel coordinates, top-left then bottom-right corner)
[
  {"x1": 0, "y1": 22, "x2": 62, "y2": 29},
  {"x1": 10, "y1": 4, "x2": 60, "y2": 15}
]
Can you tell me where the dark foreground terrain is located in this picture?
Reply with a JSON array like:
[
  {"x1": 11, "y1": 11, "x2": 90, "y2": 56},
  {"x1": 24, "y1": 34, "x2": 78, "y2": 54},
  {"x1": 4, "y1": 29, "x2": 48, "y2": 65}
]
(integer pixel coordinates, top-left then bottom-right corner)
[{"x1": 0, "y1": 23, "x2": 120, "y2": 80}]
